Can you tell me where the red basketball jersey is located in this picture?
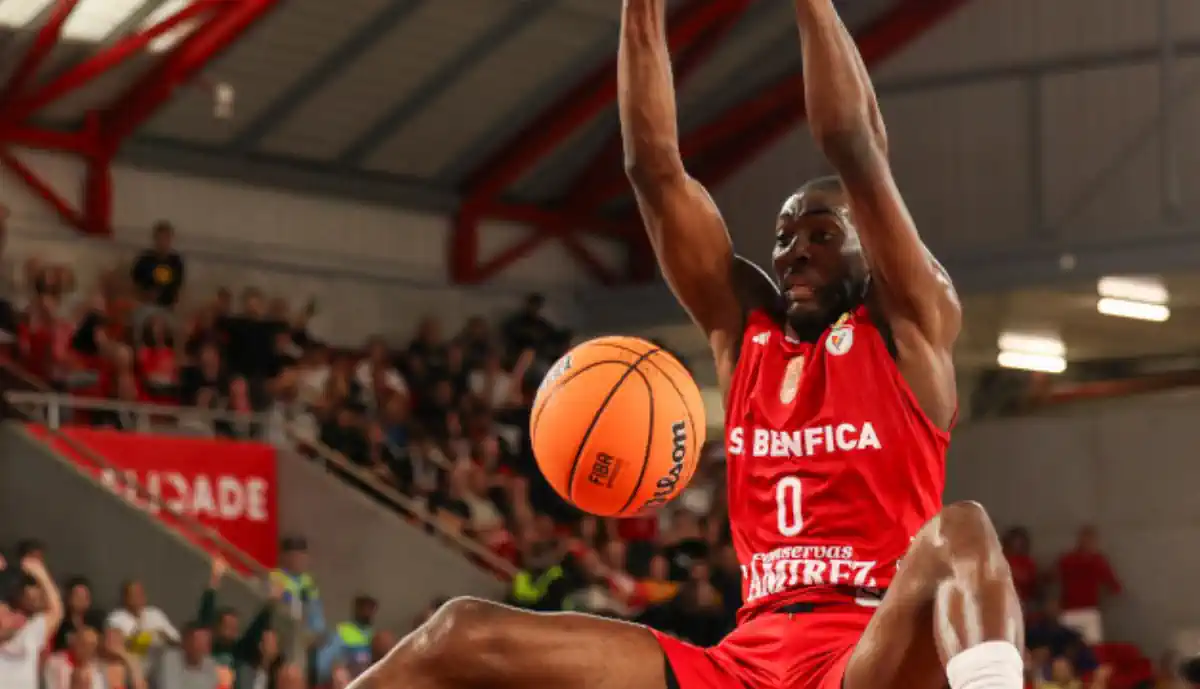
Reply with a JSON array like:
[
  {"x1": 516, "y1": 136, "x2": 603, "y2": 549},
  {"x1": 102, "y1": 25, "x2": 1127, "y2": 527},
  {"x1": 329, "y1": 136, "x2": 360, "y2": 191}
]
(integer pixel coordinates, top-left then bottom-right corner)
[{"x1": 725, "y1": 306, "x2": 949, "y2": 622}]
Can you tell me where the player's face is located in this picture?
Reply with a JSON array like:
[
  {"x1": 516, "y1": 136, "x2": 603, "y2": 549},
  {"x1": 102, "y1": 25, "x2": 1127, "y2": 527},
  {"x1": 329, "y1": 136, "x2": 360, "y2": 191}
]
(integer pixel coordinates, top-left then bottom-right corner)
[{"x1": 771, "y1": 190, "x2": 864, "y2": 336}]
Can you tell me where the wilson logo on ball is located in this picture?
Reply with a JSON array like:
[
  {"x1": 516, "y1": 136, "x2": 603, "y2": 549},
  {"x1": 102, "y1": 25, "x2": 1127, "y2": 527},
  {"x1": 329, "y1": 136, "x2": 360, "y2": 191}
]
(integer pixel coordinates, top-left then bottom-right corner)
[{"x1": 639, "y1": 421, "x2": 688, "y2": 512}]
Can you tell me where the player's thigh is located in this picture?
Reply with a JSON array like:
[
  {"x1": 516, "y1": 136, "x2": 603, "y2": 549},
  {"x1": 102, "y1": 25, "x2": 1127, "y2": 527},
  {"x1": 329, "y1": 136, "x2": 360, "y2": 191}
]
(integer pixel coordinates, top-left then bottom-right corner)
[
  {"x1": 842, "y1": 502, "x2": 998, "y2": 689},
  {"x1": 376, "y1": 596, "x2": 670, "y2": 689}
]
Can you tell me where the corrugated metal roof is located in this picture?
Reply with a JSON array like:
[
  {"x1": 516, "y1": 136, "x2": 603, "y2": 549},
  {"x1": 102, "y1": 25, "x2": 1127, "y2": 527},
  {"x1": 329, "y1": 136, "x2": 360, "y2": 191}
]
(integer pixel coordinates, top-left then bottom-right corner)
[{"x1": 7, "y1": 0, "x2": 904, "y2": 207}]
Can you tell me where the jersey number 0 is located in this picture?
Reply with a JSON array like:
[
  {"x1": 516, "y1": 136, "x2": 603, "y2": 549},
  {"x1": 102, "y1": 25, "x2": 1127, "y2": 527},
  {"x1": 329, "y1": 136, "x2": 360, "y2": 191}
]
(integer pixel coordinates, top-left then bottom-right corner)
[{"x1": 775, "y1": 476, "x2": 805, "y2": 536}]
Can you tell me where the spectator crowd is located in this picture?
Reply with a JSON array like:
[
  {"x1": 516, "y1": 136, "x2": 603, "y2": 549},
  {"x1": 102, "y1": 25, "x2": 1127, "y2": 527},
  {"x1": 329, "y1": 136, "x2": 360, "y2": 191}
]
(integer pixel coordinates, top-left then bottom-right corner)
[{"x1": 0, "y1": 207, "x2": 1192, "y2": 689}]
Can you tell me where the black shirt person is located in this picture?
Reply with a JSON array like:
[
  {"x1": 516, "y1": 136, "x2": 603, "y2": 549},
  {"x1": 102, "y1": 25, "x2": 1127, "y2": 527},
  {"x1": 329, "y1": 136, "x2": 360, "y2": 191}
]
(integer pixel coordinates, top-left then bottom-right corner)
[{"x1": 131, "y1": 221, "x2": 185, "y2": 308}]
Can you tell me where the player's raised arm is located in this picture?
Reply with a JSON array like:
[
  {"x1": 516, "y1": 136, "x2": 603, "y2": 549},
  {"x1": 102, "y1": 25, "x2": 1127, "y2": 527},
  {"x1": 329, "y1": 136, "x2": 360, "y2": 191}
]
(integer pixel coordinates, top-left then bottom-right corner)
[
  {"x1": 619, "y1": 0, "x2": 751, "y2": 388},
  {"x1": 792, "y1": 0, "x2": 961, "y2": 353}
]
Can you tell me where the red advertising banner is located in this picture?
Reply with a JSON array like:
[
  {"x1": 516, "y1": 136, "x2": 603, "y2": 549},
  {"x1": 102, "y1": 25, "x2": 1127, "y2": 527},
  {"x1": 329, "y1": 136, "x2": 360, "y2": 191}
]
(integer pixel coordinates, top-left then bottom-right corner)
[{"x1": 32, "y1": 426, "x2": 278, "y2": 568}]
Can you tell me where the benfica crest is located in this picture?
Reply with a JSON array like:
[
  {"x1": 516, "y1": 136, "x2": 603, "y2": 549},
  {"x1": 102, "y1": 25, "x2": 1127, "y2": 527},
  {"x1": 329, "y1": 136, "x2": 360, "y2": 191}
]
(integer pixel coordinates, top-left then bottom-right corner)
[
  {"x1": 826, "y1": 312, "x2": 855, "y2": 356},
  {"x1": 779, "y1": 355, "x2": 805, "y2": 404}
]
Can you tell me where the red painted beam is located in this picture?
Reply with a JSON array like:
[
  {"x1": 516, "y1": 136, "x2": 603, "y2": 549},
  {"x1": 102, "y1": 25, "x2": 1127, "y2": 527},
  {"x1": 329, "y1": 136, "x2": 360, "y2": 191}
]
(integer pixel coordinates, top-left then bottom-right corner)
[
  {"x1": 453, "y1": 0, "x2": 748, "y2": 285},
  {"x1": 3, "y1": 0, "x2": 223, "y2": 126},
  {"x1": 455, "y1": 203, "x2": 625, "y2": 284},
  {"x1": 0, "y1": 125, "x2": 97, "y2": 154},
  {"x1": 0, "y1": 148, "x2": 86, "y2": 231},
  {"x1": 691, "y1": 0, "x2": 969, "y2": 187},
  {"x1": 580, "y1": 0, "x2": 970, "y2": 207},
  {"x1": 462, "y1": 0, "x2": 749, "y2": 209},
  {"x1": 562, "y1": 0, "x2": 751, "y2": 212},
  {"x1": 0, "y1": 0, "x2": 80, "y2": 108},
  {"x1": 99, "y1": 0, "x2": 279, "y2": 153}
]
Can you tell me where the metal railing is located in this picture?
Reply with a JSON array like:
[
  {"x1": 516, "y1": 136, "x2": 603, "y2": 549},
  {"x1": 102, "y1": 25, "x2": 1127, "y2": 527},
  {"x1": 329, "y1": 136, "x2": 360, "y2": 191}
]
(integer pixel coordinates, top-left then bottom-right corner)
[{"x1": 4, "y1": 390, "x2": 517, "y2": 577}]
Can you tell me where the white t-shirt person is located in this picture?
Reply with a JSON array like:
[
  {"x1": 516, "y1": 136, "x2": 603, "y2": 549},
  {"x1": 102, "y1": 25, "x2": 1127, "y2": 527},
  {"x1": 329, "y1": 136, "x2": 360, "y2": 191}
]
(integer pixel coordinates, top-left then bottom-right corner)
[
  {"x1": 106, "y1": 605, "x2": 178, "y2": 670},
  {"x1": 0, "y1": 614, "x2": 48, "y2": 689}
]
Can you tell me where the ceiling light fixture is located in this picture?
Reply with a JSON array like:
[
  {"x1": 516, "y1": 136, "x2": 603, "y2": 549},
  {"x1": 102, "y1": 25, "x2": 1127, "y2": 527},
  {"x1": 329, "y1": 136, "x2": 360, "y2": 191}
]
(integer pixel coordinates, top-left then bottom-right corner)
[
  {"x1": 997, "y1": 332, "x2": 1066, "y2": 373},
  {"x1": 1097, "y1": 297, "x2": 1170, "y2": 322}
]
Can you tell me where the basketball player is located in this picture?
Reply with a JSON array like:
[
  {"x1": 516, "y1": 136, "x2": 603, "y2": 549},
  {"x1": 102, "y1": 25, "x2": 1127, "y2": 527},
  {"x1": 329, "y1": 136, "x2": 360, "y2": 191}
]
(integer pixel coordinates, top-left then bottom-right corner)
[{"x1": 349, "y1": 2, "x2": 1023, "y2": 689}]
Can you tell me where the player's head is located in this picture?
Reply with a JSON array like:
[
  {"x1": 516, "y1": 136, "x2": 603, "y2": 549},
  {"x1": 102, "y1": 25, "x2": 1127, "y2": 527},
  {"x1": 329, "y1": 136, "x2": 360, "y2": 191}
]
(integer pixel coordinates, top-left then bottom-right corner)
[{"x1": 772, "y1": 176, "x2": 868, "y2": 339}]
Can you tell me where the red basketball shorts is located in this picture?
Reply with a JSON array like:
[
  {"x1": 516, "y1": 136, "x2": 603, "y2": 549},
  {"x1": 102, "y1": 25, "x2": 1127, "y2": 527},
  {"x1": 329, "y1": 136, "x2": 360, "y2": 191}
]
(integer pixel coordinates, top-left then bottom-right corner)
[{"x1": 651, "y1": 607, "x2": 874, "y2": 689}]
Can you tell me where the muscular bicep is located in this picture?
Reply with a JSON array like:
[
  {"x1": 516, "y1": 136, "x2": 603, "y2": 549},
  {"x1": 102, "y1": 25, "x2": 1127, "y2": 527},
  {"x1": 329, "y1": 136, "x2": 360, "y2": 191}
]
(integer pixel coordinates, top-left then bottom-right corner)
[
  {"x1": 838, "y1": 144, "x2": 961, "y2": 348},
  {"x1": 630, "y1": 172, "x2": 744, "y2": 387}
]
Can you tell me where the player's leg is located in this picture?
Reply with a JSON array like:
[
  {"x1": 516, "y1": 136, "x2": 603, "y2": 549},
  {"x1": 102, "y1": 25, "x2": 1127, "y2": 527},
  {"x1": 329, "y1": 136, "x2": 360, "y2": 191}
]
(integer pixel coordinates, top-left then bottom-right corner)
[
  {"x1": 842, "y1": 500, "x2": 1025, "y2": 689},
  {"x1": 347, "y1": 597, "x2": 673, "y2": 689}
]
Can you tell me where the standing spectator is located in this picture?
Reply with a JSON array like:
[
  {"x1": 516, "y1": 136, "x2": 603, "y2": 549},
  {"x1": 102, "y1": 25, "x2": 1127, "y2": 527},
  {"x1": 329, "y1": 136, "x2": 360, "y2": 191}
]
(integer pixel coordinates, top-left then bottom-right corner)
[
  {"x1": 155, "y1": 622, "x2": 220, "y2": 689},
  {"x1": 502, "y1": 293, "x2": 568, "y2": 363},
  {"x1": 316, "y1": 595, "x2": 377, "y2": 688},
  {"x1": 0, "y1": 555, "x2": 64, "y2": 689},
  {"x1": 1054, "y1": 526, "x2": 1121, "y2": 644},
  {"x1": 233, "y1": 628, "x2": 282, "y2": 689},
  {"x1": 44, "y1": 626, "x2": 105, "y2": 689},
  {"x1": 197, "y1": 558, "x2": 281, "y2": 672},
  {"x1": 106, "y1": 580, "x2": 179, "y2": 678},
  {"x1": 219, "y1": 288, "x2": 280, "y2": 385},
  {"x1": 53, "y1": 577, "x2": 106, "y2": 651},
  {"x1": 1002, "y1": 526, "x2": 1039, "y2": 607},
  {"x1": 130, "y1": 221, "x2": 185, "y2": 314},
  {"x1": 269, "y1": 538, "x2": 325, "y2": 644}
]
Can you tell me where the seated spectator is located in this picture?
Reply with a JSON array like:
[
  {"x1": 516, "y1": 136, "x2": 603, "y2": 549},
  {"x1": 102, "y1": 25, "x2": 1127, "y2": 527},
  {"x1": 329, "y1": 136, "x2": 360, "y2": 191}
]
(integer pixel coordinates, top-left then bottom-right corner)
[
  {"x1": 1027, "y1": 599, "x2": 1085, "y2": 658},
  {"x1": 638, "y1": 554, "x2": 679, "y2": 607},
  {"x1": 264, "y1": 367, "x2": 318, "y2": 448},
  {"x1": 136, "y1": 314, "x2": 178, "y2": 401},
  {"x1": 320, "y1": 405, "x2": 369, "y2": 465},
  {"x1": 316, "y1": 595, "x2": 377, "y2": 687},
  {"x1": 408, "y1": 316, "x2": 449, "y2": 381},
  {"x1": 215, "y1": 377, "x2": 259, "y2": 439},
  {"x1": 180, "y1": 342, "x2": 229, "y2": 407},
  {"x1": 106, "y1": 580, "x2": 179, "y2": 677},
  {"x1": 355, "y1": 337, "x2": 408, "y2": 408},
  {"x1": 274, "y1": 664, "x2": 305, "y2": 689},
  {"x1": 130, "y1": 221, "x2": 184, "y2": 318},
  {"x1": 44, "y1": 625, "x2": 105, "y2": 689},
  {"x1": 99, "y1": 626, "x2": 144, "y2": 689},
  {"x1": 52, "y1": 577, "x2": 106, "y2": 651},
  {"x1": 468, "y1": 351, "x2": 517, "y2": 409},
  {"x1": 427, "y1": 463, "x2": 474, "y2": 538},
  {"x1": 184, "y1": 304, "x2": 222, "y2": 360},
  {"x1": 155, "y1": 622, "x2": 219, "y2": 689},
  {"x1": 295, "y1": 344, "x2": 331, "y2": 407},
  {"x1": 16, "y1": 290, "x2": 70, "y2": 383},
  {"x1": 1002, "y1": 526, "x2": 1039, "y2": 607},
  {"x1": 660, "y1": 511, "x2": 709, "y2": 581},
  {"x1": 459, "y1": 462, "x2": 505, "y2": 544}
]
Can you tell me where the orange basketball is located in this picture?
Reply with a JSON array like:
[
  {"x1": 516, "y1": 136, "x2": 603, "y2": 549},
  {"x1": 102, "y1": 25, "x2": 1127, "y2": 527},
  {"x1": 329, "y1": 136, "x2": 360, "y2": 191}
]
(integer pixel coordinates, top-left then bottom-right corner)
[{"x1": 530, "y1": 336, "x2": 707, "y2": 517}]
